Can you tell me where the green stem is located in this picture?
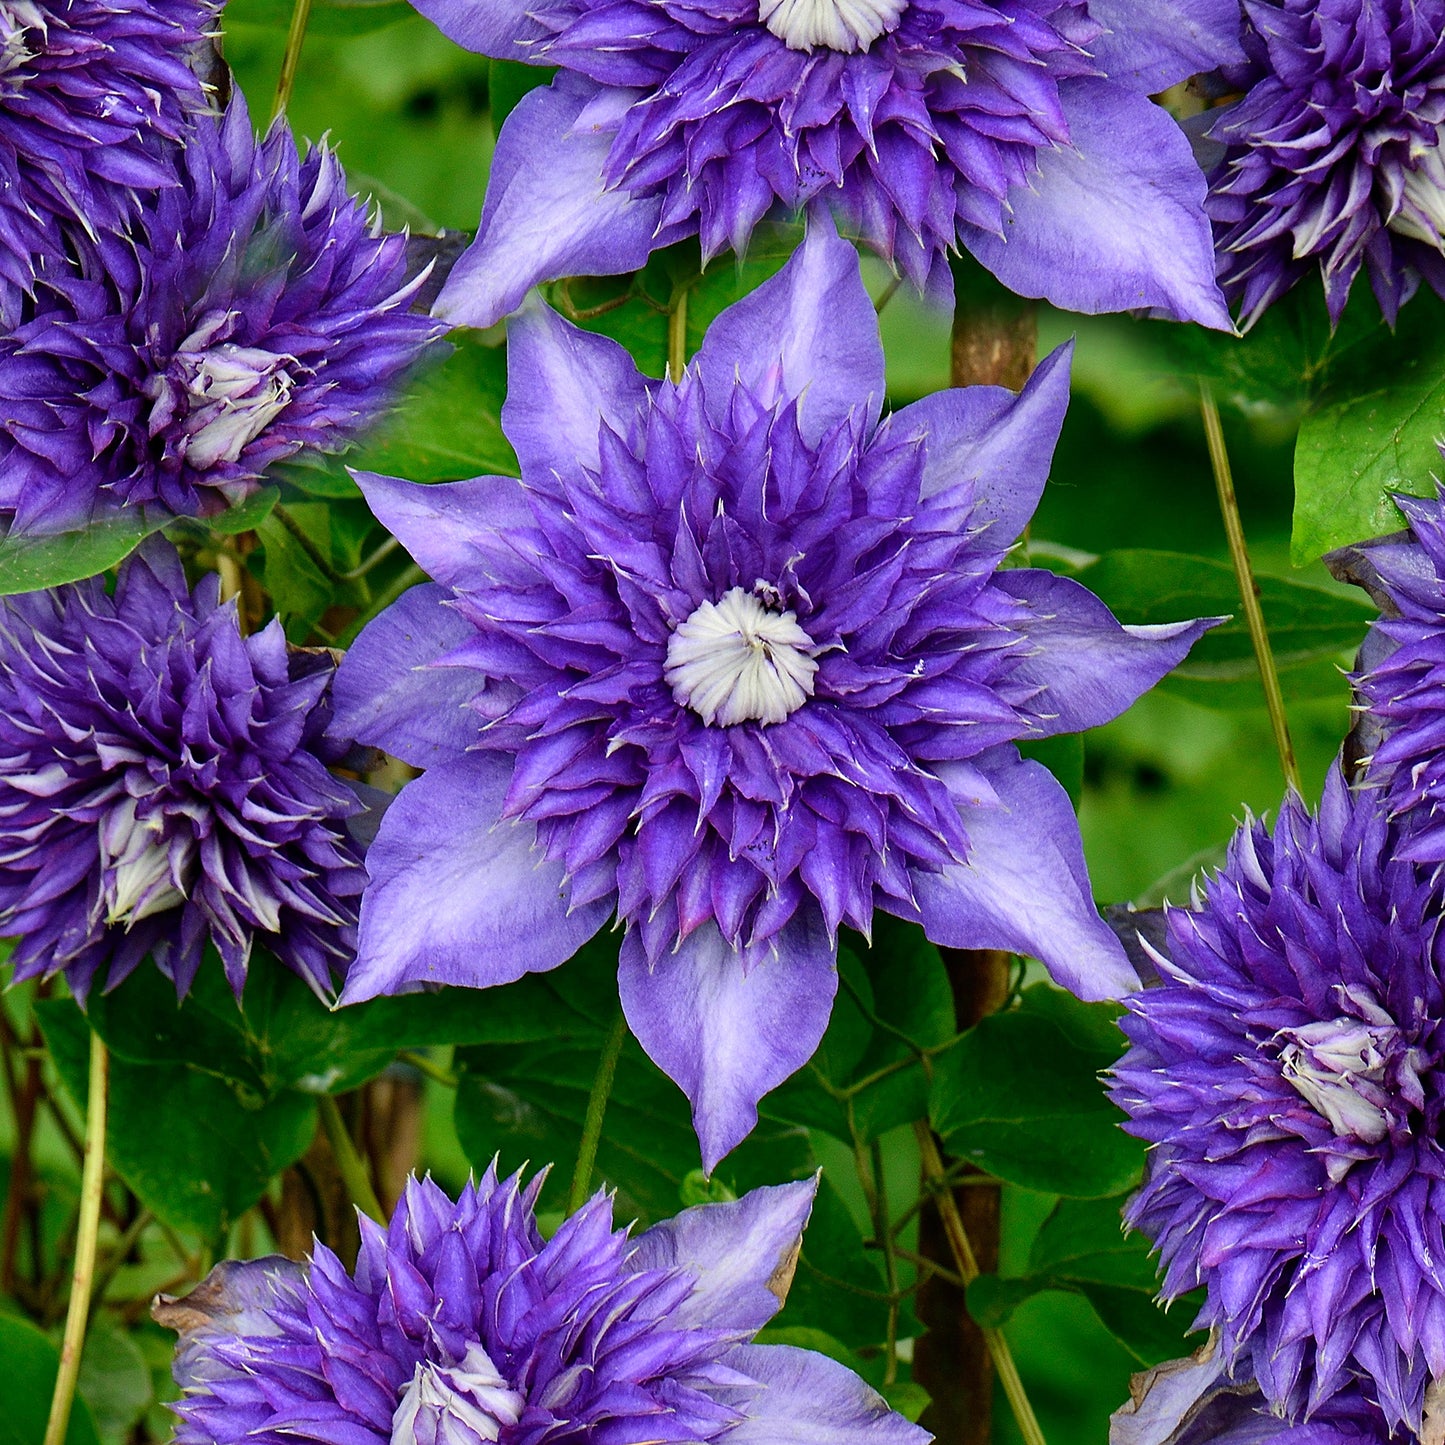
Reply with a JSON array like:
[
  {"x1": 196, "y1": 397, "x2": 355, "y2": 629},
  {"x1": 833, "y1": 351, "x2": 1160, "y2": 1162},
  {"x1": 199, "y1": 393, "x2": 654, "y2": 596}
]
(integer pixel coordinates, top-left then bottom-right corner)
[
  {"x1": 43, "y1": 1035, "x2": 108, "y2": 1445},
  {"x1": 1199, "y1": 382, "x2": 1302, "y2": 793},
  {"x1": 867, "y1": 1137, "x2": 901, "y2": 1386},
  {"x1": 271, "y1": 0, "x2": 314, "y2": 122},
  {"x1": 272, "y1": 502, "x2": 341, "y2": 584},
  {"x1": 336, "y1": 563, "x2": 424, "y2": 647},
  {"x1": 914, "y1": 1122, "x2": 1049, "y2": 1445},
  {"x1": 398, "y1": 1049, "x2": 459, "y2": 1089},
  {"x1": 317, "y1": 1094, "x2": 385, "y2": 1225},
  {"x1": 667, "y1": 286, "x2": 689, "y2": 383},
  {"x1": 567, "y1": 1012, "x2": 628, "y2": 1215}
]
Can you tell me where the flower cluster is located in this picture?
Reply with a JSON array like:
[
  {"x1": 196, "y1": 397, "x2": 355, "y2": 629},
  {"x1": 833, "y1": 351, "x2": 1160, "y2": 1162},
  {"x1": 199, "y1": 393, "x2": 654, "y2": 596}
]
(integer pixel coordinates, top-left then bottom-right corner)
[
  {"x1": 334, "y1": 220, "x2": 1216, "y2": 1166},
  {"x1": 409, "y1": 0, "x2": 1240, "y2": 328},
  {"x1": 0, "y1": 94, "x2": 442, "y2": 536},
  {"x1": 0, "y1": 0, "x2": 213, "y2": 318},
  {"x1": 1204, "y1": 0, "x2": 1445, "y2": 327},
  {"x1": 0, "y1": 538, "x2": 368, "y2": 1001},
  {"x1": 158, "y1": 1168, "x2": 927, "y2": 1445}
]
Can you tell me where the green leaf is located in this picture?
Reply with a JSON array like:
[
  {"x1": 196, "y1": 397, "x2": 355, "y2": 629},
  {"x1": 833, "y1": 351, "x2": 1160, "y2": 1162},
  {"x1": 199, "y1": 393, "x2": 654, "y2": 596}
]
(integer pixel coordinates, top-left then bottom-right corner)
[
  {"x1": 1073, "y1": 549, "x2": 1372, "y2": 708},
  {"x1": 206, "y1": 485, "x2": 280, "y2": 535},
  {"x1": 349, "y1": 333, "x2": 517, "y2": 482},
  {"x1": 224, "y1": 0, "x2": 415, "y2": 33},
  {"x1": 1291, "y1": 287, "x2": 1445, "y2": 562},
  {"x1": 0, "y1": 513, "x2": 161, "y2": 595},
  {"x1": 929, "y1": 985, "x2": 1141, "y2": 1197},
  {"x1": 0, "y1": 1313, "x2": 101, "y2": 1445},
  {"x1": 79, "y1": 1319, "x2": 153, "y2": 1445},
  {"x1": 36, "y1": 999, "x2": 317, "y2": 1239}
]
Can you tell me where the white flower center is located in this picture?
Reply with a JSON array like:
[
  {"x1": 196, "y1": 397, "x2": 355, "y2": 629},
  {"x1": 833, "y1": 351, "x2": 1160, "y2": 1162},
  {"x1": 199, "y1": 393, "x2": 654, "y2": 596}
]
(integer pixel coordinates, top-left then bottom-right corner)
[
  {"x1": 665, "y1": 585, "x2": 819, "y2": 728},
  {"x1": 1276, "y1": 1014, "x2": 1420, "y2": 1145},
  {"x1": 98, "y1": 798, "x2": 192, "y2": 928},
  {"x1": 758, "y1": 0, "x2": 904, "y2": 52},
  {"x1": 146, "y1": 317, "x2": 295, "y2": 470},
  {"x1": 1390, "y1": 126, "x2": 1445, "y2": 252},
  {"x1": 0, "y1": 3, "x2": 41, "y2": 83},
  {"x1": 392, "y1": 1344, "x2": 526, "y2": 1445}
]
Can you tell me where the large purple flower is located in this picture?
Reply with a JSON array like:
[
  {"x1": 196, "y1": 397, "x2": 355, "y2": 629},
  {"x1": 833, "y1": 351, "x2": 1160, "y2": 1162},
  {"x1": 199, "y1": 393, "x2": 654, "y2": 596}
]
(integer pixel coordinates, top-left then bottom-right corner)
[
  {"x1": 1110, "y1": 770, "x2": 1445, "y2": 1434},
  {"x1": 332, "y1": 222, "x2": 1216, "y2": 1167},
  {"x1": 0, "y1": 94, "x2": 442, "y2": 537},
  {"x1": 1204, "y1": 0, "x2": 1445, "y2": 328},
  {"x1": 157, "y1": 1169, "x2": 927, "y2": 1445},
  {"x1": 1337, "y1": 486, "x2": 1445, "y2": 864},
  {"x1": 411, "y1": 0, "x2": 1241, "y2": 328},
  {"x1": 0, "y1": 0, "x2": 212, "y2": 316},
  {"x1": 0, "y1": 538, "x2": 367, "y2": 1002}
]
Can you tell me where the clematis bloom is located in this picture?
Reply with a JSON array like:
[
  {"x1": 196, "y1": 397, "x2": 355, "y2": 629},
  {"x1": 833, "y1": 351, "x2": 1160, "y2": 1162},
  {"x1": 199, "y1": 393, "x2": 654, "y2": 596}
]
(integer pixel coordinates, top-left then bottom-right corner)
[
  {"x1": 157, "y1": 1168, "x2": 929, "y2": 1445},
  {"x1": 1111, "y1": 771, "x2": 1445, "y2": 1435},
  {"x1": 0, "y1": 0, "x2": 213, "y2": 317},
  {"x1": 1204, "y1": 0, "x2": 1445, "y2": 328},
  {"x1": 333, "y1": 223, "x2": 1216, "y2": 1168},
  {"x1": 0, "y1": 538, "x2": 368, "y2": 1002},
  {"x1": 0, "y1": 94, "x2": 442, "y2": 537},
  {"x1": 409, "y1": 0, "x2": 1242, "y2": 328}
]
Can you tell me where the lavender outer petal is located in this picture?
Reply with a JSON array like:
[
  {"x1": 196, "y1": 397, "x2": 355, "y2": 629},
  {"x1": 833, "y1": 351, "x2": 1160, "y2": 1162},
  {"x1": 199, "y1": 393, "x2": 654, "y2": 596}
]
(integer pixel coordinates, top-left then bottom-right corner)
[
  {"x1": 342, "y1": 755, "x2": 612, "y2": 1004},
  {"x1": 962, "y1": 78, "x2": 1234, "y2": 330},
  {"x1": 618, "y1": 915, "x2": 839, "y2": 1172},
  {"x1": 434, "y1": 74, "x2": 676, "y2": 328},
  {"x1": 998, "y1": 570, "x2": 1222, "y2": 735},
  {"x1": 914, "y1": 752, "x2": 1139, "y2": 1001},
  {"x1": 630, "y1": 1178, "x2": 819, "y2": 1333},
  {"x1": 1086, "y1": 0, "x2": 1246, "y2": 91}
]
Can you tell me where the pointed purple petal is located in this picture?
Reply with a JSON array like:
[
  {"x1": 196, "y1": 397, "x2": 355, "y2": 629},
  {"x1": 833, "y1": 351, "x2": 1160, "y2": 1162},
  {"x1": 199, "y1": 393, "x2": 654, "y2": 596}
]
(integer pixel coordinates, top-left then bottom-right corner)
[
  {"x1": 694, "y1": 215, "x2": 884, "y2": 442},
  {"x1": 1087, "y1": 0, "x2": 1246, "y2": 92},
  {"x1": 630, "y1": 1179, "x2": 819, "y2": 1333},
  {"x1": 331, "y1": 584, "x2": 482, "y2": 768},
  {"x1": 353, "y1": 470, "x2": 530, "y2": 590},
  {"x1": 408, "y1": 0, "x2": 547, "y2": 58},
  {"x1": 435, "y1": 75, "x2": 672, "y2": 329},
  {"x1": 618, "y1": 915, "x2": 838, "y2": 1172},
  {"x1": 915, "y1": 751, "x2": 1138, "y2": 1001},
  {"x1": 725, "y1": 1344, "x2": 931, "y2": 1445},
  {"x1": 503, "y1": 301, "x2": 649, "y2": 484},
  {"x1": 341, "y1": 755, "x2": 611, "y2": 1004},
  {"x1": 997, "y1": 569, "x2": 1221, "y2": 736},
  {"x1": 962, "y1": 79, "x2": 1233, "y2": 331},
  {"x1": 892, "y1": 342, "x2": 1071, "y2": 540}
]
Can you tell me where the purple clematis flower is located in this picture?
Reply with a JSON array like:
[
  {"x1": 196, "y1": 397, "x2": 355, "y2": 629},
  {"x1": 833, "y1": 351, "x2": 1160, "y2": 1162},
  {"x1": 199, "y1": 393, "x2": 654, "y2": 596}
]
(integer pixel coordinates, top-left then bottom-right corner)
[
  {"x1": 156, "y1": 1168, "x2": 929, "y2": 1445},
  {"x1": 1336, "y1": 486, "x2": 1445, "y2": 864},
  {"x1": 1110, "y1": 769, "x2": 1445, "y2": 1435},
  {"x1": 0, "y1": 93, "x2": 443, "y2": 537},
  {"x1": 0, "y1": 0, "x2": 213, "y2": 318},
  {"x1": 1111, "y1": 1343, "x2": 1392, "y2": 1445},
  {"x1": 410, "y1": 0, "x2": 1241, "y2": 328},
  {"x1": 332, "y1": 222, "x2": 1217, "y2": 1168},
  {"x1": 1204, "y1": 0, "x2": 1445, "y2": 328},
  {"x1": 0, "y1": 538, "x2": 368, "y2": 1003}
]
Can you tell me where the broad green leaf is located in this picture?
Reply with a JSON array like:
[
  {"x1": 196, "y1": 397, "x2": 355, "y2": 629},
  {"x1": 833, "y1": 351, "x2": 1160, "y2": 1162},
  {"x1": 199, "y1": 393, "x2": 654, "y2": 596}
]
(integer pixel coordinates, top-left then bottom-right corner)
[
  {"x1": 1291, "y1": 287, "x2": 1445, "y2": 562},
  {"x1": 929, "y1": 985, "x2": 1141, "y2": 1198},
  {"x1": 254, "y1": 506, "x2": 337, "y2": 629},
  {"x1": 968, "y1": 1195, "x2": 1203, "y2": 1367},
  {"x1": 207, "y1": 486, "x2": 279, "y2": 535},
  {"x1": 0, "y1": 514, "x2": 159, "y2": 595},
  {"x1": 79, "y1": 1319, "x2": 154, "y2": 1445},
  {"x1": 0, "y1": 1314, "x2": 101, "y2": 1445},
  {"x1": 349, "y1": 333, "x2": 517, "y2": 482},
  {"x1": 763, "y1": 921, "x2": 955, "y2": 1143},
  {"x1": 1073, "y1": 549, "x2": 1372, "y2": 708},
  {"x1": 36, "y1": 1000, "x2": 317, "y2": 1239}
]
